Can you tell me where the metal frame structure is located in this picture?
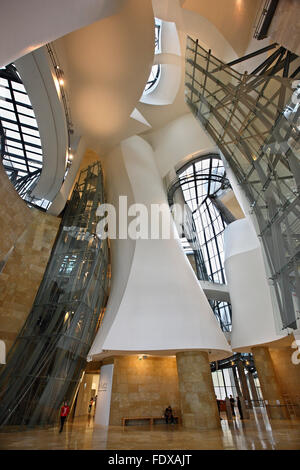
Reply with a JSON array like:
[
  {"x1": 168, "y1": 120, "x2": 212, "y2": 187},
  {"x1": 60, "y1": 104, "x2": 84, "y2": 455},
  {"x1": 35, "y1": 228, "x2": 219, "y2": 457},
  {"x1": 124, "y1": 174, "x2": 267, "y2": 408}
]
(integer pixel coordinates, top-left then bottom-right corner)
[
  {"x1": 0, "y1": 162, "x2": 110, "y2": 427},
  {"x1": 253, "y1": 0, "x2": 279, "y2": 40},
  {"x1": 185, "y1": 38, "x2": 300, "y2": 331}
]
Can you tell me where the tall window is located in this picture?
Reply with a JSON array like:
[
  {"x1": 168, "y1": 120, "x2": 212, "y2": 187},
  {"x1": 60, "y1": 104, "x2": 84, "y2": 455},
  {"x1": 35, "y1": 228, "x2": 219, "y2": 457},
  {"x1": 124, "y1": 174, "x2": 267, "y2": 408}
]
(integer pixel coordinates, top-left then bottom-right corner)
[
  {"x1": 177, "y1": 155, "x2": 232, "y2": 332},
  {"x1": 0, "y1": 64, "x2": 49, "y2": 209},
  {"x1": 178, "y1": 155, "x2": 228, "y2": 284},
  {"x1": 144, "y1": 18, "x2": 161, "y2": 94}
]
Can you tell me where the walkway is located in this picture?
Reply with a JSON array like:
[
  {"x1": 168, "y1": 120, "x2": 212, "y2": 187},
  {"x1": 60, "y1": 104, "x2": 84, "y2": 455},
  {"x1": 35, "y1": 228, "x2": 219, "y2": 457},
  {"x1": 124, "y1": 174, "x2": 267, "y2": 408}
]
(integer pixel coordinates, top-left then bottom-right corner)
[{"x1": 0, "y1": 408, "x2": 300, "y2": 450}]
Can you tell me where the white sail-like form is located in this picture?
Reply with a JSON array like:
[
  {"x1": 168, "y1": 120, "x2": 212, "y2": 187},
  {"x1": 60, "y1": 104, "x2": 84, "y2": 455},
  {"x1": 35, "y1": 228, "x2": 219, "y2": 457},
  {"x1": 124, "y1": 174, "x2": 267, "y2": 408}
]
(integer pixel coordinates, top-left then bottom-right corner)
[
  {"x1": 89, "y1": 136, "x2": 231, "y2": 361},
  {"x1": 224, "y1": 218, "x2": 286, "y2": 351}
]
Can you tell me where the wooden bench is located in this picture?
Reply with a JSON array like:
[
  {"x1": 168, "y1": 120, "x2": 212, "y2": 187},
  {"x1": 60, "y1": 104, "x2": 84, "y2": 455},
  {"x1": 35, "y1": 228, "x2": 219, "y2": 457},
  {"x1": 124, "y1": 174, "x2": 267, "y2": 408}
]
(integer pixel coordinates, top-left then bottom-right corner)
[{"x1": 122, "y1": 415, "x2": 181, "y2": 427}]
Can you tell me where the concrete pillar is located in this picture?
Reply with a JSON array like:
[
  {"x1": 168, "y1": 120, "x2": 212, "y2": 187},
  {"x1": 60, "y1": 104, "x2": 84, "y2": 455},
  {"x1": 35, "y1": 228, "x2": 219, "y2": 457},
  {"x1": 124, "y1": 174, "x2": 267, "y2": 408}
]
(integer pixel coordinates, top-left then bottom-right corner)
[
  {"x1": 176, "y1": 351, "x2": 221, "y2": 430},
  {"x1": 252, "y1": 346, "x2": 288, "y2": 419},
  {"x1": 247, "y1": 370, "x2": 260, "y2": 406},
  {"x1": 237, "y1": 360, "x2": 252, "y2": 408}
]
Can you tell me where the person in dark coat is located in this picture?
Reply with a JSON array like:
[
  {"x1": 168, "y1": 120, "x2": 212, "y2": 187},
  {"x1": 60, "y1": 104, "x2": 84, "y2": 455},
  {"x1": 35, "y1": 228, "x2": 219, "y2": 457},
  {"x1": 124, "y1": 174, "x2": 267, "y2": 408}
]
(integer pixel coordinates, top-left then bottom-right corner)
[
  {"x1": 236, "y1": 396, "x2": 243, "y2": 419},
  {"x1": 164, "y1": 405, "x2": 174, "y2": 424},
  {"x1": 216, "y1": 395, "x2": 223, "y2": 420},
  {"x1": 229, "y1": 395, "x2": 236, "y2": 416}
]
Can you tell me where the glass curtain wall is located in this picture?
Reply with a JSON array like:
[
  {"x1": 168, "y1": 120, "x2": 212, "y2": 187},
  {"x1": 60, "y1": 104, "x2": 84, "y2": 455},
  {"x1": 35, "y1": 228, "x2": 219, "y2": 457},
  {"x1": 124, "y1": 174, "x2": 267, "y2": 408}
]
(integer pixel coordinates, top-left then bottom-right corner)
[
  {"x1": 173, "y1": 155, "x2": 232, "y2": 331},
  {"x1": 0, "y1": 162, "x2": 109, "y2": 427}
]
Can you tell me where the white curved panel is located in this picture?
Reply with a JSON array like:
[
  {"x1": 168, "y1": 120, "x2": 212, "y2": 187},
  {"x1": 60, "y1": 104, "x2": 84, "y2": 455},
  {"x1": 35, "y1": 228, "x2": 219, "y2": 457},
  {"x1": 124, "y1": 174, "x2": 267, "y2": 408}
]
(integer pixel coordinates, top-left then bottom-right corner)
[
  {"x1": 15, "y1": 48, "x2": 68, "y2": 202},
  {"x1": 0, "y1": 0, "x2": 125, "y2": 67},
  {"x1": 140, "y1": 64, "x2": 181, "y2": 106},
  {"x1": 89, "y1": 135, "x2": 231, "y2": 360},
  {"x1": 224, "y1": 219, "x2": 286, "y2": 351},
  {"x1": 146, "y1": 113, "x2": 216, "y2": 177}
]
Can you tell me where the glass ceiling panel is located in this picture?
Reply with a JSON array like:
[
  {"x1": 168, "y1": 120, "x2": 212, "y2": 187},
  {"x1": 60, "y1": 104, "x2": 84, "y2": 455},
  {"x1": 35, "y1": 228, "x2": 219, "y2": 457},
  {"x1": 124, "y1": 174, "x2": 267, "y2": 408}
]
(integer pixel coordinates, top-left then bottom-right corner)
[{"x1": 0, "y1": 63, "x2": 49, "y2": 209}]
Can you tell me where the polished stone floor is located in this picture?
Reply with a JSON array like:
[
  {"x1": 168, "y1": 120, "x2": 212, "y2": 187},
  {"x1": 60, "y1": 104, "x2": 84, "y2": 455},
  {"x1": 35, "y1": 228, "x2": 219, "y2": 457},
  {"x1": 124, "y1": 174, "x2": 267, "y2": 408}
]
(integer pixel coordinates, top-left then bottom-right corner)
[{"x1": 0, "y1": 408, "x2": 300, "y2": 450}]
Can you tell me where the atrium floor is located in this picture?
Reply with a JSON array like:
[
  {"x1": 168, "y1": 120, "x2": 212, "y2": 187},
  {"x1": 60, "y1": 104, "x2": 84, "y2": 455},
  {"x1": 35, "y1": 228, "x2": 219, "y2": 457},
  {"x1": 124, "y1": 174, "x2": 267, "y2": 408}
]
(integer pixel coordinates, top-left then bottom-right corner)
[{"x1": 0, "y1": 408, "x2": 300, "y2": 450}]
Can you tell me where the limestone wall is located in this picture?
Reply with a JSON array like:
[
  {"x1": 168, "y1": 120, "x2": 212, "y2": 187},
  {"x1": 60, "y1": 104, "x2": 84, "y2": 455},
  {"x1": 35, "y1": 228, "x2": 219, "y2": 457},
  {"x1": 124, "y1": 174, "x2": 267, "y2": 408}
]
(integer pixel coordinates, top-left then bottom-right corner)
[
  {"x1": 269, "y1": 343, "x2": 300, "y2": 415},
  {"x1": 0, "y1": 165, "x2": 31, "y2": 261},
  {"x1": 0, "y1": 208, "x2": 60, "y2": 354},
  {"x1": 109, "y1": 355, "x2": 180, "y2": 426}
]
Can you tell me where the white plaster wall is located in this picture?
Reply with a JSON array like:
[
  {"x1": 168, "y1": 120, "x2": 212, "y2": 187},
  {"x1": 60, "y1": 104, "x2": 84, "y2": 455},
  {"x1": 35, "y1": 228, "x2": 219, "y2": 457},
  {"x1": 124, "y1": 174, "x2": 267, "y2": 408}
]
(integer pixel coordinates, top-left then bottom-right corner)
[
  {"x1": 152, "y1": 0, "x2": 237, "y2": 61},
  {"x1": 89, "y1": 135, "x2": 231, "y2": 360},
  {"x1": 94, "y1": 364, "x2": 114, "y2": 426},
  {"x1": 0, "y1": 0, "x2": 125, "y2": 67},
  {"x1": 15, "y1": 48, "x2": 68, "y2": 202},
  {"x1": 224, "y1": 218, "x2": 285, "y2": 351},
  {"x1": 49, "y1": 136, "x2": 88, "y2": 216},
  {"x1": 145, "y1": 113, "x2": 217, "y2": 177}
]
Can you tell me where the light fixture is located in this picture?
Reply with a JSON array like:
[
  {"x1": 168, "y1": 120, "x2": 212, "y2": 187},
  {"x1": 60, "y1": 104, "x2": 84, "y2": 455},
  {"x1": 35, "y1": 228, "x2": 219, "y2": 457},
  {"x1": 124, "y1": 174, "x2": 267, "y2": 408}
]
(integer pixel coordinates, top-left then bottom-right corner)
[
  {"x1": 138, "y1": 355, "x2": 148, "y2": 360},
  {"x1": 59, "y1": 78, "x2": 64, "y2": 86}
]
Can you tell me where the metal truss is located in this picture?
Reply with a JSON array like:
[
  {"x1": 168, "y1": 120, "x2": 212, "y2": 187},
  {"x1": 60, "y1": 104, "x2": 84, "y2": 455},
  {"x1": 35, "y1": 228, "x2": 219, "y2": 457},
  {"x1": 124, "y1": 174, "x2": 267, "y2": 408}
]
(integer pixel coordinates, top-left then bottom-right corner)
[
  {"x1": 0, "y1": 162, "x2": 110, "y2": 427},
  {"x1": 185, "y1": 38, "x2": 300, "y2": 330}
]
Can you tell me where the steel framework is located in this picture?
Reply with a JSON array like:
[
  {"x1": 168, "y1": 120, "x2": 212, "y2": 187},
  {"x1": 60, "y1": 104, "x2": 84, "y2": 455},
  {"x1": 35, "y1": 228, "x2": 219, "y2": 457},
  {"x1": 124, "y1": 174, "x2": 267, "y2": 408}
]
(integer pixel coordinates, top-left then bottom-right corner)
[
  {"x1": 0, "y1": 162, "x2": 109, "y2": 427},
  {"x1": 185, "y1": 38, "x2": 300, "y2": 330}
]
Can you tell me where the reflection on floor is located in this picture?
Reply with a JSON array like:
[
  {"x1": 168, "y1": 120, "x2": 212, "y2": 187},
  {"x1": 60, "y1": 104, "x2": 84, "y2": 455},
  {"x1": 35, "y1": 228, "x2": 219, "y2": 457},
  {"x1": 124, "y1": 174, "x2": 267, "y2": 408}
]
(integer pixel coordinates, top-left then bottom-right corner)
[{"x1": 0, "y1": 408, "x2": 300, "y2": 450}]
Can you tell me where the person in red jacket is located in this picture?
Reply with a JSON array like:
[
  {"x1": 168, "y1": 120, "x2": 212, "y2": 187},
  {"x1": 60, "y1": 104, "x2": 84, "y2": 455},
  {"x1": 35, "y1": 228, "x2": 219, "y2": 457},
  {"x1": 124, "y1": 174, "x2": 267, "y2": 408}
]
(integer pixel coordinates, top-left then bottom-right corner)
[{"x1": 59, "y1": 401, "x2": 70, "y2": 433}]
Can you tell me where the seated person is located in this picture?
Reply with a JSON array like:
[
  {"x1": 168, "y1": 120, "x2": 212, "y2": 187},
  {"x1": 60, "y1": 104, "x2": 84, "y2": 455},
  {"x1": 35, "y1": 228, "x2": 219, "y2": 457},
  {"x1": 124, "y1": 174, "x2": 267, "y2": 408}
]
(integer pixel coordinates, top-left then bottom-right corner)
[{"x1": 164, "y1": 405, "x2": 174, "y2": 424}]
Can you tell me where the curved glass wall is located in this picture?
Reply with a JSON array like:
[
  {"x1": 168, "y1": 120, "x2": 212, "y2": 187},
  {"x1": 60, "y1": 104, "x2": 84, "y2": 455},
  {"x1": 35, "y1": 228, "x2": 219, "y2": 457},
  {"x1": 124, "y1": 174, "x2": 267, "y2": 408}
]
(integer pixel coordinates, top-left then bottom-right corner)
[
  {"x1": 178, "y1": 155, "x2": 229, "y2": 284},
  {"x1": 0, "y1": 162, "x2": 109, "y2": 427},
  {"x1": 171, "y1": 154, "x2": 233, "y2": 332},
  {"x1": 0, "y1": 64, "x2": 49, "y2": 209},
  {"x1": 144, "y1": 18, "x2": 161, "y2": 94}
]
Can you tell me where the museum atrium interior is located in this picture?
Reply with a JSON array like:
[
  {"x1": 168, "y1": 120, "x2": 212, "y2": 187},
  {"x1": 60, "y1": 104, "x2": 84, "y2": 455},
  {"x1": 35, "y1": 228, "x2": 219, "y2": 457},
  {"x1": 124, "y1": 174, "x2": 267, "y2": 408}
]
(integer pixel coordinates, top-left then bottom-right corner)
[{"x1": 0, "y1": 0, "x2": 299, "y2": 450}]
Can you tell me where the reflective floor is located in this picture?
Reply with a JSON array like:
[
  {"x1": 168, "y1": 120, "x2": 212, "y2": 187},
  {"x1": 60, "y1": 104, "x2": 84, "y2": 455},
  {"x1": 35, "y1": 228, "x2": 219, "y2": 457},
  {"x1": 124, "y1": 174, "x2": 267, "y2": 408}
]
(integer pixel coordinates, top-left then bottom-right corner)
[{"x1": 0, "y1": 408, "x2": 300, "y2": 450}]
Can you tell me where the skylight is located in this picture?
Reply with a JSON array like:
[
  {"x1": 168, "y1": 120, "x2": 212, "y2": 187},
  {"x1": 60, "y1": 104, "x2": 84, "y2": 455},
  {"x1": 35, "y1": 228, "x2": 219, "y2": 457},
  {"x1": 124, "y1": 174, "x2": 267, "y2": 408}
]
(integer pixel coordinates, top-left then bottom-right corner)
[
  {"x1": 143, "y1": 18, "x2": 162, "y2": 94},
  {"x1": 0, "y1": 64, "x2": 49, "y2": 209}
]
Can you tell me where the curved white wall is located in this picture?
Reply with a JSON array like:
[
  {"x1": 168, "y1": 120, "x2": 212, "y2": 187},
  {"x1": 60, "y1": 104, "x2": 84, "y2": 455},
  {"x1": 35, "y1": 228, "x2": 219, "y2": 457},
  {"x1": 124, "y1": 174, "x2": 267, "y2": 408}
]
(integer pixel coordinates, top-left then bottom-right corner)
[
  {"x1": 146, "y1": 113, "x2": 217, "y2": 177},
  {"x1": 224, "y1": 218, "x2": 285, "y2": 351},
  {"x1": 0, "y1": 0, "x2": 125, "y2": 67},
  {"x1": 15, "y1": 48, "x2": 68, "y2": 202},
  {"x1": 89, "y1": 135, "x2": 231, "y2": 361}
]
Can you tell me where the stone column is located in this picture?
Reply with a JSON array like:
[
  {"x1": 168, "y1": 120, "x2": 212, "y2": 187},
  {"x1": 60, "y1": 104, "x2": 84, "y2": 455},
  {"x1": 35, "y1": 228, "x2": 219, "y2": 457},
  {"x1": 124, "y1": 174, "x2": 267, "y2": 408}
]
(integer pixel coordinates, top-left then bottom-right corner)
[
  {"x1": 176, "y1": 351, "x2": 221, "y2": 430},
  {"x1": 237, "y1": 360, "x2": 252, "y2": 408},
  {"x1": 252, "y1": 346, "x2": 288, "y2": 419},
  {"x1": 247, "y1": 370, "x2": 260, "y2": 406}
]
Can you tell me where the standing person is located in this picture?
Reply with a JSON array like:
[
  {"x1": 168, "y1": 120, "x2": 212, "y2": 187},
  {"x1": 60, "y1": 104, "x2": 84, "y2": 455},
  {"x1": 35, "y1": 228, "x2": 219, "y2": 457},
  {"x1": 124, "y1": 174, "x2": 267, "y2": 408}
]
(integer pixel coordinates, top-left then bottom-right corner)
[
  {"x1": 88, "y1": 397, "x2": 94, "y2": 414},
  {"x1": 229, "y1": 395, "x2": 236, "y2": 416},
  {"x1": 216, "y1": 395, "x2": 223, "y2": 420},
  {"x1": 236, "y1": 396, "x2": 243, "y2": 419},
  {"x1": 164, "y1": 405, "x2": 174, "y2": 424},
  {"x1": 59, "y1": 401, "x2": 70, "y2": 433}
]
